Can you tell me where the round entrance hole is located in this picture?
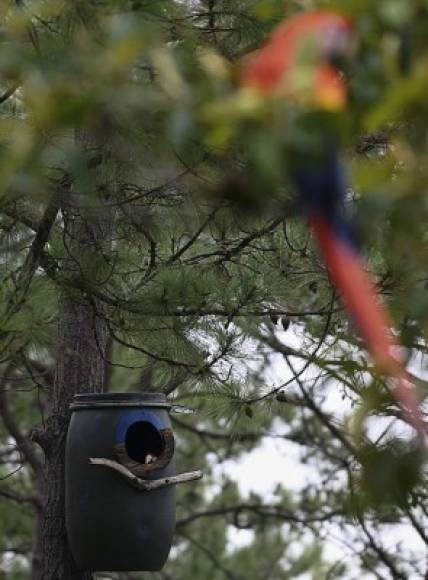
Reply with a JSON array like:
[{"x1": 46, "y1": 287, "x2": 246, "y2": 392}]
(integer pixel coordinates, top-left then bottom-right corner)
[{"x1": 125, "y1": 421, "x2": 165, "y2": 464}]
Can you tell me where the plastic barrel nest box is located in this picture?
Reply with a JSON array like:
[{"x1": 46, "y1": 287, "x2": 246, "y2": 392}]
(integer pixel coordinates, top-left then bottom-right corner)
[{"x1": 65, "y1": 392, "x2": 201, "y2": 572}]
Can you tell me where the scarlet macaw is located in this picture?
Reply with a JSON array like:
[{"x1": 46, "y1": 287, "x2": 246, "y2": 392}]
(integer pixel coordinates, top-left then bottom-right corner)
[{"x1": 240, "y1": 10, "x2": 426, "y2": 441}]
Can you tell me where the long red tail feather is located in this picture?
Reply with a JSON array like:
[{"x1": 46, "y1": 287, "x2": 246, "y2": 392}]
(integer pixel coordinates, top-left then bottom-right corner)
[{"x1": 311, "y1": 215, "x2": 426, "y2": 439}]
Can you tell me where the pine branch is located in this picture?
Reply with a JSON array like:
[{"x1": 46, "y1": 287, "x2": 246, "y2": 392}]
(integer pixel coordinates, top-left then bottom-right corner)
[
  {"x1": 0, "y1": 366, "x2": 44, "y2": 480},
  {"x1": 178, "y1": 531, "x2": 240, "y2": 580},
  {"x1": 176, "y1": 503, "x2": 343, "y2": 528},
  {"x1": 167, "y1": 203, "x2": 222, "y2": 263},
  {"x1": 4, "y1": 196, "x2": 59, "y2": 320},
  {"x1": 0, "y1": 83, "x2": 19, "y2": 105},
  {"x1": 0, "y1": 485, "x2": 42, "y2": 509}
]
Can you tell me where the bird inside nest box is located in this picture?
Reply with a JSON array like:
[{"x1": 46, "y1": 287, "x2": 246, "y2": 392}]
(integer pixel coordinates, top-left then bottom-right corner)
[{"x1": 66, "y1": 392, "x2": 201, "y2": 572}]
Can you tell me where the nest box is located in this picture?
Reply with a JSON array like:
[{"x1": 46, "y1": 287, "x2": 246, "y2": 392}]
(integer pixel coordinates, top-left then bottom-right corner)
[{"x1": 65, "y1": 392, "x2": 201, "y2": 572}]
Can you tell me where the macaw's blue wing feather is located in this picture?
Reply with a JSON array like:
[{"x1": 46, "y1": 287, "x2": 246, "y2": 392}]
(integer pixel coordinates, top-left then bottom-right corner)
[
  {"x1": 291, "y1": 148, "x2": 358, "y2": 250},
  {"x1": 291, "y1": 151, "x2": 426, "y2": 440}
]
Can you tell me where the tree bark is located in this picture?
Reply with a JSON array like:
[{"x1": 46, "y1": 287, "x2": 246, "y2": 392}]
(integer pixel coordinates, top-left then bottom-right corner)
[
  {"x1": 40, "y1": 292, "x2": 109, "y2": 579},
  {"x1": 38, "y1": 128, "x2": 115, "y2": 580},
  {"x1": 31, "y1": 501, "x2": 44, "y2": 580}
]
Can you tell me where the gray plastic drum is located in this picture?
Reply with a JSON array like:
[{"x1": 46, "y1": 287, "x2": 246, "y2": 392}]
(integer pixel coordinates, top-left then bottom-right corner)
[{"x1": 65, "y1": 392, "x2": 175, "y2": 572}]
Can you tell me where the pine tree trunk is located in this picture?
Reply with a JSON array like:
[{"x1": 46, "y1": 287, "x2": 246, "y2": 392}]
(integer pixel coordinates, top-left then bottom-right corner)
[
  {"x1": 30, "y1": 500, "x2": 43, "y2": 580},
  {"x1": 38, "y1": 128, "x2": 115, "y2": 579},
  {"x1": 40, "y1": 290, "x2": 109, "y2": 579}
]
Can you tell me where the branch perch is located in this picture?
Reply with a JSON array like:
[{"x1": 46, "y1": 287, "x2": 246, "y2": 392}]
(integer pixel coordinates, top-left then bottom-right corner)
[{"x1": 89, "y1": 457, "x2": 203, "y2": 491}]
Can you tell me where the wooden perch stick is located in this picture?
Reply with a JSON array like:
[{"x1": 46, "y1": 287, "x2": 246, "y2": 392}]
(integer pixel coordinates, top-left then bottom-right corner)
[{"x1": 89, "y1": 457, "x2": 203, "y2": 491}]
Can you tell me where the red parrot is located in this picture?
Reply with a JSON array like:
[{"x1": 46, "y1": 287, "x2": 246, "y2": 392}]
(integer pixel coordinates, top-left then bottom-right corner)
[
  {"x1": 241, "y1": 10, "x2": 351, "y2": 109},
  {"x1": 241, "y1": 10, "x2": 426, "y2": 441}
]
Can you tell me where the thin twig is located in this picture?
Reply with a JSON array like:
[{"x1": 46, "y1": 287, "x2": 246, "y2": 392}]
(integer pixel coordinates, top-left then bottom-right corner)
[
  {"x1": 0, "y1": 83, "x2": 19, "y2": 105},
  {"x1": 89, "y1": 458, "x2": 202, "y2": 491}
]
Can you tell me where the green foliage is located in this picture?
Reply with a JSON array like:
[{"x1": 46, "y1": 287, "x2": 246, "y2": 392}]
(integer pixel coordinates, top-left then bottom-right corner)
[
  {"x1": 358, "y1": 441, "x2": 424, "y2": 508},
  {"x1": 0, "y1": 0, "x2": 428, "y2": 578}
]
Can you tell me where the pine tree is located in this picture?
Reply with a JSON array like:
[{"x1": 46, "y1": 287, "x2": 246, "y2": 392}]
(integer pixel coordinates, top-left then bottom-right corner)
[{"x1": 0, "y1": 1, "x2": 427, "y2": 578}]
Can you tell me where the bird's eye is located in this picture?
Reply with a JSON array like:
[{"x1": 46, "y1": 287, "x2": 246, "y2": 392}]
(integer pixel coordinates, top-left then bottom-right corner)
[{"x1": 320, "y1": 26, "x2": 351, "y2": 64}]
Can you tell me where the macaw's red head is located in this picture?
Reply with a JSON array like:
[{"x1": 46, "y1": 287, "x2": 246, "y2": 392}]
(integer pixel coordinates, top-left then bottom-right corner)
[{"x1": 240, "y1": 10, "x2": 354, "y2": 111}]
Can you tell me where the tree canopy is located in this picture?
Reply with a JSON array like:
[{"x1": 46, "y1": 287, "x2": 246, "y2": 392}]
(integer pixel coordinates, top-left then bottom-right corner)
[{"x1": 0, "y1": 0, "x2": 427, "y2": 578}]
